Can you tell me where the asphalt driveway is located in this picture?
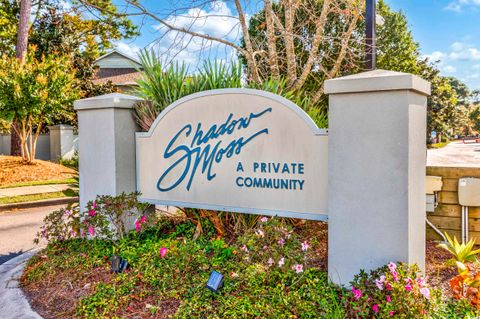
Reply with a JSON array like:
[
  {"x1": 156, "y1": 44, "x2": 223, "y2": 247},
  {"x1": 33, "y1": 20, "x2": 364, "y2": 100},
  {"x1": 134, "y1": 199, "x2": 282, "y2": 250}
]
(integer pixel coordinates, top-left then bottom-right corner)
[
  {"x1": 0, "y1": 204, "x2": 65, "y2": 264},
  {"x1": 427, "y1": 141, "x2": 480, "y2": 167}
]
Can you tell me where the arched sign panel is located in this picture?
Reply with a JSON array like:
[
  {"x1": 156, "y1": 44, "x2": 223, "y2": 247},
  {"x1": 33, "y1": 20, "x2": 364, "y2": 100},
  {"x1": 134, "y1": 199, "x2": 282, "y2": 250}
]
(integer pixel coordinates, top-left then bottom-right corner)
[{"x1": 136, "y1": 89, "x2": 328, "y2": 220}]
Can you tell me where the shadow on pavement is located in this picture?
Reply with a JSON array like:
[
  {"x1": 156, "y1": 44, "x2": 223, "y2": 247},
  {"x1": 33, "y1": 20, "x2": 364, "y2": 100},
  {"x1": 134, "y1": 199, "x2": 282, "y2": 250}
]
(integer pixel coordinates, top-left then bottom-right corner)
[{"x1": 0, "y1": 250, "x2": 24, "y2": 265}]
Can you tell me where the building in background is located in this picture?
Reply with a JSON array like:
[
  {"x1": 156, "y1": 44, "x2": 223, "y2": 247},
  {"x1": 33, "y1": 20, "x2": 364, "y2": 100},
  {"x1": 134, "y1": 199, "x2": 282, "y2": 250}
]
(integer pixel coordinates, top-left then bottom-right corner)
[{"x1": 93, "y1": 50, "x2": 142, "y2": 92}]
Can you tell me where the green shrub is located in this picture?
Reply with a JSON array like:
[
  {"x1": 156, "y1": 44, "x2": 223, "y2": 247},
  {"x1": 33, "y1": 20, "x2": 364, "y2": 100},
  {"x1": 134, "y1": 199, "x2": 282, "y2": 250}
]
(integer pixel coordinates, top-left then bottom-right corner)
[
  {"x1": 440, "y1": 298, "x2": 480, "y2": 318},
  {"x1": 58, "y1": 151, "x2": 79, "y2": 170}
]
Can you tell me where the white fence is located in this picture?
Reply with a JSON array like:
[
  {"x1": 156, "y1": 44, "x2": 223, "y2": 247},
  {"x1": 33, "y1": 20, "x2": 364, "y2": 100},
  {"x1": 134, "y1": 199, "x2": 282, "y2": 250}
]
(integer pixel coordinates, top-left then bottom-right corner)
[{"x1": 0, "y1": 125, "x2": 78, "y2": 161}]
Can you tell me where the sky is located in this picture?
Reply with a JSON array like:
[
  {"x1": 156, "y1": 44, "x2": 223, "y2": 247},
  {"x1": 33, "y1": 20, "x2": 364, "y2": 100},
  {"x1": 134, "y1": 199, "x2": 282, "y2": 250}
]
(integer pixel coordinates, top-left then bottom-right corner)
[{"x1": 113, "y1": 0, "x2": 480, "y2": 90}]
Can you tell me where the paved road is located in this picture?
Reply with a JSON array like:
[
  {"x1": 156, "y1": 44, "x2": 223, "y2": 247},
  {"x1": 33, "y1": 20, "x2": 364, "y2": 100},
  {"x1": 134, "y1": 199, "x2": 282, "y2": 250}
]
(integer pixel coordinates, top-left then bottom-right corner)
[
  {"x1": 0, "y1": 204, "x2": 65, "y2": 264},
  {"x1": 427, "y1": 141, "x2": 480, "y2": 167}
]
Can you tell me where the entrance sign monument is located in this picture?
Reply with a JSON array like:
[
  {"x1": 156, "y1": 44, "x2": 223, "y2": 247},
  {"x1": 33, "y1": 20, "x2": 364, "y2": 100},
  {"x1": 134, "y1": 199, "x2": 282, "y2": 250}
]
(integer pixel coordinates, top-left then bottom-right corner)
[
  {"x1": 75, "y1": 69, "x2": 430, "y2": 284},
  {"x1": 135, "y1": 89, "x2": 328, "y2": 220}
]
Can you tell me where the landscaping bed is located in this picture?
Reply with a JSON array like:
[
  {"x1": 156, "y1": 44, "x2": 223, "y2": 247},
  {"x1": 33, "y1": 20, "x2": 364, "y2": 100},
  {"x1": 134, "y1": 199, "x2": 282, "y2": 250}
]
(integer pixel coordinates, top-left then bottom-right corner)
[
  {"x1": 20, "y1": 217, "x2": 477, "y2": 318},
  {"x1": 0, "y1": 156, "x2": 77, "y2": 187}
]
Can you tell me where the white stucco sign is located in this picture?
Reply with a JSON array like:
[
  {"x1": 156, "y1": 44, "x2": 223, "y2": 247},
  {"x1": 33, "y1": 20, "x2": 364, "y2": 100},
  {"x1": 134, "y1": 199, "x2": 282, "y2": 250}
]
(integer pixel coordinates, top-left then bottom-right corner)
[{"x1": 136, "y1": 89, "x2": 328, "y2": 220}]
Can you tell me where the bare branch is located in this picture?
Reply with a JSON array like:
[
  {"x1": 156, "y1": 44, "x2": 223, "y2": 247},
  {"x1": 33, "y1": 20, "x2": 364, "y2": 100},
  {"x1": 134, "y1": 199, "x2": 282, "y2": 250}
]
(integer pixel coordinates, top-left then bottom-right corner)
[
  {"x1": 233, "y1": 0, "x2": 261, "y2": 83},
  {"x1": 283, "y1": 0, "x2": 298, "y2": 85},
  {"x1": 264, "y1": 0, "x2": 280, "y2": 79},
  {"x1": 292, "y1": 0, "x2": 332, "y2": 91}
]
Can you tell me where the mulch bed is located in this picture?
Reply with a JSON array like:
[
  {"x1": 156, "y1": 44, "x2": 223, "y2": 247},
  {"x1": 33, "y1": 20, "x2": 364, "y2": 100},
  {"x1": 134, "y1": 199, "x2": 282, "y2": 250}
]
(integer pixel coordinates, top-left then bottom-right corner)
[
  {"x1": 0, "y1": 156, "x2": 76, "y2": 186},
  {"x1": 23, "y1": 265, "x2": 114, "y2": 319},
  {"x1": 20, "y1": 222, "x2": 457, "y2": 318}
]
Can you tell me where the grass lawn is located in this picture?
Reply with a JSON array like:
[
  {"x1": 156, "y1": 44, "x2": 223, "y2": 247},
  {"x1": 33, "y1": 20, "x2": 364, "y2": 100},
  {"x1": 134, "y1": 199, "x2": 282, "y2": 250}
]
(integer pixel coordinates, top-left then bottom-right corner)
[
  {"x1": 0, "y1": 156, "x2": 77, "y2": 187},
  {"x1": 0, "y1": 189, "x2": 78, "y2": 205},
  {"x1": 427, "y1": 142, "x2": 450, "y2": 149},
  {"x1": 0, "y1": 178, "x2": 77, "y2": 189}
]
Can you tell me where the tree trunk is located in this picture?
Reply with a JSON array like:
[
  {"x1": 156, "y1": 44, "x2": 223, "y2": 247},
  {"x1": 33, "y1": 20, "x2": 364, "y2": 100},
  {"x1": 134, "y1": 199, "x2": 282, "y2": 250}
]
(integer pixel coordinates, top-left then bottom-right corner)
[
  {"x1": 10, "y1": 123, "x2": 22, "y2": 156},
  {"x1": 12, "y1": 0, "x2": 31, "y2": 157},
  {"x1": 16, "y1": 0, "x2": 31, "y2": 62}
]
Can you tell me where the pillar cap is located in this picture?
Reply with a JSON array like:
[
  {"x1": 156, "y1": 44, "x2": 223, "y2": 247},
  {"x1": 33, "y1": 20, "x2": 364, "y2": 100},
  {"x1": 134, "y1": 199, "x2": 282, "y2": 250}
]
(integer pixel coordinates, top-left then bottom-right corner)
[
  {"x1": 48, "y1": 124, "x2": 74, "y2": 130},
  {"x1": 74, "y1": 93, "x2": 144, "y2": 111},
  {"x1": 324, "y1": 69, "x2": 431, "y2": 96}
]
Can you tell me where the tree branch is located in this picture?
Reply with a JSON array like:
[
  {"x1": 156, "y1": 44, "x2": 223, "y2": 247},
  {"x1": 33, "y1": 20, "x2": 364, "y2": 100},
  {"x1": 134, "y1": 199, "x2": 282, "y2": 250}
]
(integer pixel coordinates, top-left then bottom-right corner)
[
  {"x1": 233, "y1": 0, "x2": 261, "y2": 83},
  {"x1": 264, "y1": 0, "x2": 280, "y2": 80},
  {"x1": 292, "y1": 0, "x2": 332, "y2": 91}
]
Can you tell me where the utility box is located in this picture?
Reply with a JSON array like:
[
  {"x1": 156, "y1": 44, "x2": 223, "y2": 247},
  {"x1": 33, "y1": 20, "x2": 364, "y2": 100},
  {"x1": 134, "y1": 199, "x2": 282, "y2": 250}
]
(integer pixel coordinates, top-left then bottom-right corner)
[
  {"x1": 458, "y1": 177, "x2": 480, "y2": 207},
  {"x1": 426, "y1": 176, "x2": 442, "y2": 213},
  {"x1": 426, "y1": 176, "x2": 442, "y2": 195}
]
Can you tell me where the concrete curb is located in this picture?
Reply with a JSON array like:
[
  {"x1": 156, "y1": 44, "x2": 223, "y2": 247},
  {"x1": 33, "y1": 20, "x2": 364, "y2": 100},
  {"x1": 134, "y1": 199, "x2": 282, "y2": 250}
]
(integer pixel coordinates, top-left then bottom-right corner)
[
  {"x1": 0, "y1": 249, "x2": 43, "y2": 319},
  {"x1": 0, "y1": 197, "x2": 78, "y2": 212}
]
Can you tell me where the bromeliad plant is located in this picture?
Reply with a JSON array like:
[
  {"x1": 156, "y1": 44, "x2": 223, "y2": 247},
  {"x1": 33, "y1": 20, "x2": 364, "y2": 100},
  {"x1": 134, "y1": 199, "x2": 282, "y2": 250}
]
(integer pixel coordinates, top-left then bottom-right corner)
[
  {"x1": 438, "y1": 233, "x2": 480, "y2": 265},
  {"x1": 438, "y1": 233, "x2": 480, "y2": 309}
]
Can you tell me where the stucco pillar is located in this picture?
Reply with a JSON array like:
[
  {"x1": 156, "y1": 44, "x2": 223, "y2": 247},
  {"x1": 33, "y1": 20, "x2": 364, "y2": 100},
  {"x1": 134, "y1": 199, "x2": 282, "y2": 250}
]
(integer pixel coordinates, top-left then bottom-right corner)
[
  {"x1": 74, "y1": 93, "x2": 143, "y2": 210},
  {"x1": 48, "y1": 124, "x2": 74, "y2": 160},
  {"x1": 325, "y1": 70, "x2": 430, "y2": 285}
]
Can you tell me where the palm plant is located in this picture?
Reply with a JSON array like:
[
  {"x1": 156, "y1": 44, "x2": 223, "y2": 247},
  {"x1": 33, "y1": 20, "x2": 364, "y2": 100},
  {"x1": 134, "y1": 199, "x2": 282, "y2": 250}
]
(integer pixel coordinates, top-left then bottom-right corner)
[{"x1": 132, "y1": 50, "x2": 329, "y2": 236}]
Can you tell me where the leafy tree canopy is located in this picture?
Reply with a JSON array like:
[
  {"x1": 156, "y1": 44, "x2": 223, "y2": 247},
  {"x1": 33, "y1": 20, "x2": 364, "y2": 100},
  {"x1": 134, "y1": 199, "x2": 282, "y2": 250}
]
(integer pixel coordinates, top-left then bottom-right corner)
[
  {"x1": 0, "y1": 49, "x2": 79, "y2": 162},
  {"x1": 0, "y1": 0, "x2": 138, "y2": 106}
]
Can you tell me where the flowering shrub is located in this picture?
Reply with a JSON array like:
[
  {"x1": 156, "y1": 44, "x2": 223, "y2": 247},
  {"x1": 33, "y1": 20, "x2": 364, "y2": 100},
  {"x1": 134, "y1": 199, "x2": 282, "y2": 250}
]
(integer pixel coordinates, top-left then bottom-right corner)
[
  {"x1": 35, "y1": 192, "x2": 151, "y2": 244},
  {"x1": 81, "y1": 192, "x2": 152, "y2": 240},
  {"x1": 235, "y1": 216, "x2": 312, "y2": 275},
  {"x1": 344, "y1": 262, "x2": 442, "y2": 317},
  {"x1": 34, "y1": 203, "x2": 80, "y2": 244}
]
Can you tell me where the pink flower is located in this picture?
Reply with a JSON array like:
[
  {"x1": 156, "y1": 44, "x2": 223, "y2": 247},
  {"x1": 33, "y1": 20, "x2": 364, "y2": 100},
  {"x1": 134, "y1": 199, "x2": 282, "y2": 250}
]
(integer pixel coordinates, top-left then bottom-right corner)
[
  {"x1": 278, "y1": 238, "x2": 285, "y2": 246},
  {"x1": 88, "y1": 225, "x2": 96, "y2": 237},
  {"x1": 278, "y1": 257, "x2": 285, "y2": 267},
  {"x1": 159, "y1": 247, "x2": 167, "y2": 258},
  {"x1": 140, "y1": 215, "x2": 147, "y2": 224},
  {"x1": 388, "y1": 262, "x2": 397, "y2": 274},
  {"x1": 420, "y1": 287, "x2": 430, "y2": 299},
  {"x1": 267, "y1": 258, "x2": 274, "y2": 267},
  {"x1": 301, "y1": 241, "x2": 310, "y2": 251},
  {"x1": 352, "y1": 287, "x2": 362, "y2": 300},
  {"x1": 260, "y1": 216, "x2": 268, "y2": 222},
  {"x1": 93, "y1": 201, "x2": 97, "y2": 209},
  {"x1": 390, "y1": 311, "x2": 395, "y2": 316},
  {"x1": 88, "y1": 209, "x2": 96, "y2": 217},
  {"x1": 256, "y1": 229, "x2": 265, "y2": 237},
  {"x1": 241, "y1": 245, "x2": 249, "y2": 253},
  {"x1": 135, "y1": 220, "x2": 141, "y2": 232},
  {"x1": 417, "y1": 277, "x2": 426, "y2": 287},
  {"x1": 405, "y1": 283, "x2": 413, "y2": 291},
  {"x1": 80, "y1": 229, "x2": 85, "y2": 238},
  {"x1": 386, "y1": 282, "x2": 392, "y2": 291},
  {"x1": 375, "y1": 275, "x2": 386, "y2": 290},
  {"x1": 386, "y1": 295, "x2": 391, "y2": 303},
  {"x1": 293, "y1": 264, "x2": 303, "y2": 273},
  {"x1": 392, "y1": 271, "x2": 399, "y2": 282},
  {"x1": 64, "y1": 210, "x2": 72, "y2": 217},
  {"x1": 372, "y1": 304, "x2": 379, "y2": 314}
]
